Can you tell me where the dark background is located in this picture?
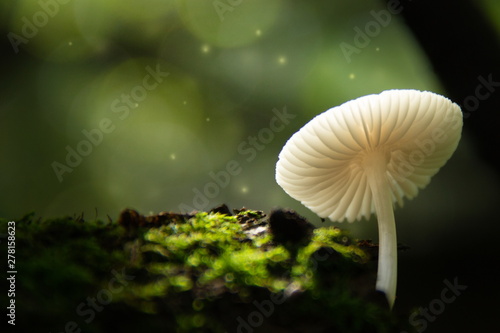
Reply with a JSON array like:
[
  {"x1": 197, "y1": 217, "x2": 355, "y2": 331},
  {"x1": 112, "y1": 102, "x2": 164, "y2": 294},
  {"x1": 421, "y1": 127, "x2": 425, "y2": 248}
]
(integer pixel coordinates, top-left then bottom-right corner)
[{"x1": 1, "y1": 0, "x2": 499, "y2": 331}]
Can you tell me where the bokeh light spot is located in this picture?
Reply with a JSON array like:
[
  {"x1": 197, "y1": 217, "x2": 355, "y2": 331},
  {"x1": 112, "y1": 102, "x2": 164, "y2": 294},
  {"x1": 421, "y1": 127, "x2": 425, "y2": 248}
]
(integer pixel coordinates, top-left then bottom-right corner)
[
  {"x1": 201, "y1": 44, "x2": 211, "y2": 54},
  {"x1": 176, "y1": 0, "x2": 282, "y2": 48},
  {"x1": 278, "y1": 56, "x2": 287, "y2": 65}
]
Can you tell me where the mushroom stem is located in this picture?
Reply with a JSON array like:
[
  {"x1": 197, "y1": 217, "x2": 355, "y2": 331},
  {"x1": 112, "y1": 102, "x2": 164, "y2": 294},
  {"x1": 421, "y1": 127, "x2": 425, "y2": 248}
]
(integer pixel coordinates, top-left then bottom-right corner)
[{"x1": 364, "y1": 152, "x2": 397, "y2": 308}]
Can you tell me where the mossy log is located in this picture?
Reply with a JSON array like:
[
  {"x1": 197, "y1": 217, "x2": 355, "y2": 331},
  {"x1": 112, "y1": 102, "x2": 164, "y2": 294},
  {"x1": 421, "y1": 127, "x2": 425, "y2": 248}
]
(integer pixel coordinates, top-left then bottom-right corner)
[{"x1": 1, "y1": 206, "x2": 413, "y2": 332}]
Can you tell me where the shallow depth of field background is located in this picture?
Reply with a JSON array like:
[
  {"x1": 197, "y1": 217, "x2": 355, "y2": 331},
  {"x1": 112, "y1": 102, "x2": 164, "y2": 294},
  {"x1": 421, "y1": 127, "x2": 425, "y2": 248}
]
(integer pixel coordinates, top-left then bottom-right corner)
[{"x1": 1, "y1": 1, "x2": 499, "y2": 331}]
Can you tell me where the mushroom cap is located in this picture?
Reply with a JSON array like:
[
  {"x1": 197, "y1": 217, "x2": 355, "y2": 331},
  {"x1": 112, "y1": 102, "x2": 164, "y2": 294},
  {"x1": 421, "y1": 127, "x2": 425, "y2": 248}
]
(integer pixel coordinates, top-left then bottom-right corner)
[{"x1": 276, "y1": 89, "x2": 463, "y2": 222}]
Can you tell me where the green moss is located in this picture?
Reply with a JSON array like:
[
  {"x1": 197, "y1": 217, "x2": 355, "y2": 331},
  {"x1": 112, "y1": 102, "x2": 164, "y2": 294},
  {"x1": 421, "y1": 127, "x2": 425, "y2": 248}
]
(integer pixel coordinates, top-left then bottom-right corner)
[
  {"x1": 1, "y1": 209, "x2": 411, "y2": 333},
  {"x1": 127, "y1": 212, "x2": 356, "y2": 300}
]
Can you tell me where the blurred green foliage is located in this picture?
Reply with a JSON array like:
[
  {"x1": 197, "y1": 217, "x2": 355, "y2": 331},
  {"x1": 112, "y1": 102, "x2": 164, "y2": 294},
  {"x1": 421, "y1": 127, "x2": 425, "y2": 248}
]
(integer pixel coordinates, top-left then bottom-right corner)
[
  {"x1": 1, "y1": 0, "x2": 499, "y2": 247},
  {"x1": 0, "y1": 0, "x2": 443, "y2": 220}
]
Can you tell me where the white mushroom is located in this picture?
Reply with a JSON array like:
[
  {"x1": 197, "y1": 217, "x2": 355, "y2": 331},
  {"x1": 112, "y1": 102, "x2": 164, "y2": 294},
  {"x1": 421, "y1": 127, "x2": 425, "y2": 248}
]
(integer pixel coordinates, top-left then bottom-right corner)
[{"x1": 275, "y1": 89, "x2": 462, "y2": 308}]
